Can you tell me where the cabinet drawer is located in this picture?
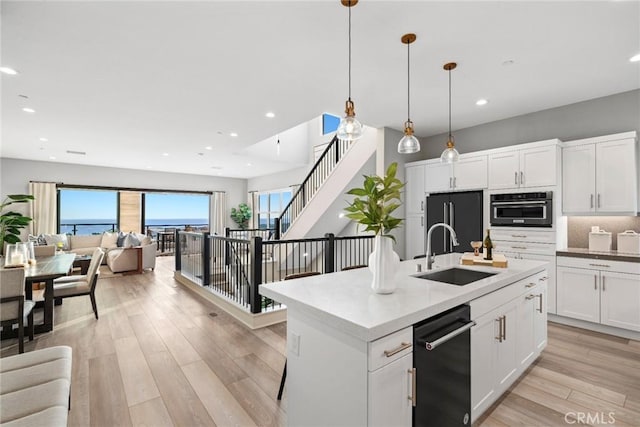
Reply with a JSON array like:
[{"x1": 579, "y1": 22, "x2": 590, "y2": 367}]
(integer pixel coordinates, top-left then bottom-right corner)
[
  {"x1": 490, "y1": 229, "x2": 556, "y2": 244},
  {"x1": 368, "y1": 327, "x2": 413, "y2": 371},
  {"x1": 557, "y1": 256, "x2": 640, "y2": 274},
  {"x1": 470, "y1": 271, "x2": 546, "y2": 319},
  {"x1": 497, "y1": 241, "x2": 556, "y2": 256}
]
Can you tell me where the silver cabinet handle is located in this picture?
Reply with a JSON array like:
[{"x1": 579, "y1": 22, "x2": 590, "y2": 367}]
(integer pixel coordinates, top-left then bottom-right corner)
[
  {"x1": 511, "y1": 234, "x2": 527, "y2": 238},
  {"x1": 594, "y1": 275, "x2": 597, "y2": 290},
  {"x1": 525, "y1": 282, "x2": 536, "y2": 288},
  {"x1": 420, "y1": 216, "x2": 423, "y2": 227},
  {"x1": 408, "y1": 368, "x2": 417, "y2": 407},
  {"x1": 453, "y1": 177, "x2": 457, "y2": 188},
  {"x1": 589, "y1": 263, "x2": 610, "y2": 268},
  {"x1": 590, "y1": 194, "x2": 594, "y2": 208},
  {"x1": 539, "y1": 276, "x2": 548, "y2": 281},
  {"x1": 384, "y1": 342, "x2": 412, "y2": 358},
  {"x1": 520, "y1": 171, "x2": 524, "y2": 186},
  {"x1": 512, "y1": 246, "x2": 528, "y2": 250},
  {"x1": 514, "y1": 171, "x2": 518, "y2": 185},
  {"x1": 420, "y1": 320, "x2": 476, "y2": 351},
  {"x1": 495, "y1": 316, "x2": 505, "y2": 342},
  {"x1": 420, "y1": 200, "x2": 424, "y2": 211},
  {"x1": 525, "y1": 294, "x2": 536, "y2": 300},
  {"x1": 449, "y1": 177, "x2": 453, "y2": 188},
  {"x1": 537, "y1": 293, "x2": 543, "y2": 313},
  {"x1": 602, "y1": 276, "x2": 606, "y2": 292},
  {"x1": 597, "y1": 193, "x2": 601, "y2": 208},
  {"x1": 503, "y1": 315, "x2": 507, "y2": 340}
]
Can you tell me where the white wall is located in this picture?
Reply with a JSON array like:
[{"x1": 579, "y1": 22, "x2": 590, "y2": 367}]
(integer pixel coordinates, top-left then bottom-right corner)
[
  {"x1": 247, "y1": 166, "x2": 308, "y2": 193},
  {"x1": 0, "y1": 158, "x2": 247, "y2": 227}
]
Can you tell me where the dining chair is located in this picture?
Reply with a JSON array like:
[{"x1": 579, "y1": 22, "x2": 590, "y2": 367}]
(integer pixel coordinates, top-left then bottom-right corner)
[
  {"x1": 277, "y1": 271, "x2": 322, "y2": 400},
  {"x1": 53, "y1": 248, "x2": 104, "y2": 319},
  {"x1": 0, "y1": 268, "x2": 35, "y2": 353}
]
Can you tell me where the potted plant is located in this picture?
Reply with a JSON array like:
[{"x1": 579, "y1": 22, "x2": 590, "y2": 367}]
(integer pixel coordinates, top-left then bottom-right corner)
[
  {"x1": 344, "y1": 162, "x2": 404, "y2": 294},
  {"x1": 230, "y1": 203, "x2": 252, "y2": 230},
  {"x1": 1, "y1": 194, "x2": 35, "y2": 246}
]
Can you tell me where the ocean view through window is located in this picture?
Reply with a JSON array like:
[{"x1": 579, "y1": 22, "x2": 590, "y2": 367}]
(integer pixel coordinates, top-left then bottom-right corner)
[
  {"x1": 144, "y1": 193, "x2": 209, "y2": 234},
  {"x1": 257, "y1": 188, "x2": 292, "y2": 229},
  {"x1": 59, "y1": 189, "x2": 118, "y2": 235}
]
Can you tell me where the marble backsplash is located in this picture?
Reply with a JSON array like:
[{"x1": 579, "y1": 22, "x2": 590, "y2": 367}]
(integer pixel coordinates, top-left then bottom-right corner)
[{"x1": 568, "y1": 216, "x2": 640, "y2": 250}]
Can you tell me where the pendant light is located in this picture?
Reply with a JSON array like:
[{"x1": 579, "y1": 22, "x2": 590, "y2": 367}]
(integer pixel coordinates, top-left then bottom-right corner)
[
  {"x1": 336, "y1": 0, "x2": 363, "y2": 142},
  {"x1": 397, "y1": 33, "x2": 420, "y2": 154},
  {"x1": 276, "y1": 135, "x2": 280, "y2": 157},
  {"x1": 440, "y1": 62, "x2": 460, "y2": 163}
]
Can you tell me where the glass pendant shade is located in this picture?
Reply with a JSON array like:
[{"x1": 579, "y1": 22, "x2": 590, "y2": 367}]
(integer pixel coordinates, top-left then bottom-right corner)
[
  {"x1": 440, "y1": 139, "x2": 460, "y2": 163},
  {"x1": 398, "y1": 120, "x2": 420, "y2": 154},
  {"x1": 337, "y1": 99, "x2": 364, "y2": 141}
]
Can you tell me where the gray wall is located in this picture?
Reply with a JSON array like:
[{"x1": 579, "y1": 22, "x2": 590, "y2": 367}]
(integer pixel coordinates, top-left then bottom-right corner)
[
  {"x1": 419, "y1": 89, "x2": 640, "y2": 159},
  {"x1": 247, "y1": 166, "x2": 308, "y2": 193},
  {"x1": 0, "y1": 158, "x2": 247, "y2": 227}
]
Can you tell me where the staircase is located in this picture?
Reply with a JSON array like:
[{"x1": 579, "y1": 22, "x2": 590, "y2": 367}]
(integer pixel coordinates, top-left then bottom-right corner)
[{"x1": 278, "y1": 126, "x2": 378, "y2": 240}]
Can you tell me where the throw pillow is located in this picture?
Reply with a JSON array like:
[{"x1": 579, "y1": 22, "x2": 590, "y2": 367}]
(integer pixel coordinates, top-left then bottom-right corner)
[
  {"x1": 116, "y1": 231, "x2": 127, "y2": 247},
  {"x1": 101, "y1": 231, "x2": 118, "y2": 249},
  {"x1": 43, "y1": 233, "x2": 69, "y2": 250},
  {"x1": 123, "y1": 232, "x2": 141, "y2": 248}
]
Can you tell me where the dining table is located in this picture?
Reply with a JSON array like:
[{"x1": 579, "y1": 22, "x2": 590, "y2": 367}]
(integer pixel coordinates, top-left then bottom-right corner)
[{"x1": 24, "y1": 253, "x2": 75, "y2": 334}]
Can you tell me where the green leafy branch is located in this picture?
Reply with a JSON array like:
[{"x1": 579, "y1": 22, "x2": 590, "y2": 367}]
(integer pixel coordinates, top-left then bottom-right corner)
[
  {"x1": 1, "y1": 194, "x2": 35, "y2": 245},
  {"x1": 344, "y1": 162, "x2": 405, "y2": 242}
]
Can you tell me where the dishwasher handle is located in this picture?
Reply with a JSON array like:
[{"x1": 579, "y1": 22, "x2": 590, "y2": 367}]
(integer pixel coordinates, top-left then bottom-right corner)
[{"x1": 418, "y1": 320, "x2": 476, "y2": 351}]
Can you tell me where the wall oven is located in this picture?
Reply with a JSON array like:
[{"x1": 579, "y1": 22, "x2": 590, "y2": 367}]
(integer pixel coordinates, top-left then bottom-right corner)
[{"x1": 490, "y1": 191, "x2": 553, "y2": 227}]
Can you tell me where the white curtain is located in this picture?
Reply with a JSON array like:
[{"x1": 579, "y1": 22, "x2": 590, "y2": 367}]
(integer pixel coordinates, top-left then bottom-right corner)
[
  {"x1": 247, "y1": 191, "x2": 259, "y2": 229},
  {"x1": 29, "y1": 182, "x2": 57, "y2": 235},
  {"x1": 210, "y1": 192, "x2": 226, "y2": 236}
]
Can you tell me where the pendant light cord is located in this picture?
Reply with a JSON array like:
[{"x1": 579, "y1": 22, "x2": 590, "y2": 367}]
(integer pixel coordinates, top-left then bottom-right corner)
[
  {"x1": 448, "y1": 68, "x2": 452, "y2": 139},
  {"x1": 348, "y1": 2, "x2": 352, "y2": 101},
  {"x1": 407, "y1": 40, "x2": 411, "y2": 121}
]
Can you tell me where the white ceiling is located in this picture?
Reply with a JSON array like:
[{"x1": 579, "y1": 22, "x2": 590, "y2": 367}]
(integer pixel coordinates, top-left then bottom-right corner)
[{"x1": 1, "y1": 1, "x2": 639, "y2": 179}]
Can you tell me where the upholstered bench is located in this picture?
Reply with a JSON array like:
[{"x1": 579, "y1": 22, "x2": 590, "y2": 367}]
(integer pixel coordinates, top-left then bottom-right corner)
[{"x1": 0, "y1": 346, "x2": 72, "y2": 426}]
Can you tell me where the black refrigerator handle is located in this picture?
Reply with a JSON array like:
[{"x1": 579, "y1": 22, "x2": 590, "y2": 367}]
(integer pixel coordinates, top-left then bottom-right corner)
[
  {"x1": 443, "y1": 202, "x2": 448, "y2": 253},
  {"x1": 449, "y1": 201, "x2": 455, "y2": 252}
]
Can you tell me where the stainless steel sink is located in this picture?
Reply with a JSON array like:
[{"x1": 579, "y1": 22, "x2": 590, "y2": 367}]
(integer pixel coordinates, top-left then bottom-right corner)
[{"x1": 414, "y1": 267, "x2": 497, "y2": 286}]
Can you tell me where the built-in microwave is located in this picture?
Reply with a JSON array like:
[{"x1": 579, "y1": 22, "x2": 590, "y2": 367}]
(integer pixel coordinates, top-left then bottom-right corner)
[{"x1": 490, "y1": 191, "x2": 553, "y2": 227}]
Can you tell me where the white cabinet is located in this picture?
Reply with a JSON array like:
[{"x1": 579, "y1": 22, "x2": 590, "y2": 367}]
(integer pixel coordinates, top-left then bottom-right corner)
[
  {"x1": 562, "y1": 133, "x2": 638, "y2": 215},
  {"x1": 405, "y1": 215, "x2": 424, "y2": 259},
  {"x1": 368, "y1": 353, "x2": 413, "y2": 427},
  {"x1": 405, "y1": 164, "x2": 426, "y2": 215},
  {"x1": 424, "y1": 155, "x2": 488, "y2": 193},
  {"x1": 490, "y1": 229, "x2": 557, "y2": 314},
  {"x1": 556, "y1": 256, "x2": 640, "y2": 332},
  {"x1": 488, "y1": 144, "x2": 558, "y2": 190},
  {"x1": 470, "y1": 271, "x2": 548, "y2": 422}
]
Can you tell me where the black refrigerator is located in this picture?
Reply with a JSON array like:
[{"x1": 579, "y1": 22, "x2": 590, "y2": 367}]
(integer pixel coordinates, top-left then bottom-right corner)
[{"x1": 425, "y1": 190, "x2": 483, "y2": 256}]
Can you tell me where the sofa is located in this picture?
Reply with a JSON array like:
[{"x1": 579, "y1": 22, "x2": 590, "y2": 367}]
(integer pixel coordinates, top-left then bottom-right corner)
[
  {"x1": 67, "y1": 233, "x2": 156, "y2": 273},
  {"x1": 0, "y1": 346, "x2": 72, "y2": 427}
]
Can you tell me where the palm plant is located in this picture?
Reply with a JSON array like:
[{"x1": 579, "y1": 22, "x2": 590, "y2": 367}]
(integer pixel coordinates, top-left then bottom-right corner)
[{"x1": 0, "y1": 194, "x2": 35, "y2": 245}]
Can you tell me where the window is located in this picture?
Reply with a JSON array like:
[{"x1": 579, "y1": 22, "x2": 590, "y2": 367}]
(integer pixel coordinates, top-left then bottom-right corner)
[
  {"x1": 144, "y1": 193, "x2": 209, "y2": 233},
  {"x1": 59, "y1": 189, "x2": 118, "y2": 235},
  {"x1": 257, "y1": 188, "x2": 292, "y2": 229},
  {"x1": 322, "y1": 113, "x2": 340, "y2": 135}
]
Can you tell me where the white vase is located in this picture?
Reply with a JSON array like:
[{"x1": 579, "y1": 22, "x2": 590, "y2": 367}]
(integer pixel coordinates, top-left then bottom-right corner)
[{"x1": 368, "y1": 235, "x2": 400, "y2": 294}]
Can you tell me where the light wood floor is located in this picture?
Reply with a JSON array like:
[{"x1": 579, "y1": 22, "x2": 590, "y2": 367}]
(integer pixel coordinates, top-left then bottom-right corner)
[{"x1": 2, "y1": 257, "x2": 639, "y2": 427}]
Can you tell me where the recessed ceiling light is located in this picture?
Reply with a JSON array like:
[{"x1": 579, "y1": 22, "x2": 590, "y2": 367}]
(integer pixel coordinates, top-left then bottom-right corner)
[
  {"x1": 39, "y1": 137, "x2": 48, "y2": 142},
  {"x1": 230, "y1": 132, "x2": 238, "y2": 137},
  {"x1": 247, "y1": 163, "x2": 252, "y2": 166},
  {"x1": 0, "y1": 67, "x2": 18, "y2": 75},
  {"x1": 205, "y1": 146, "x2": 212, "y2": 150},
  {"x1": 265, "y1": 112, "x2": 275, "y2": 118},
  {"x1": 630, "y1": 53, "x2": 640, "y2": 63},
  {"x1": 22, "y1": 107, "x2": 35, "y2": 113},
  {"x1": 476, "y1": 99, "x2": 489, "y2": 106},
  {"x1": 49, "y1": 156, "x2": 56, "y2": 160},
  {"x1": 162, "y1": 152, "x2": 169, "y2": 156},
  {"x1": 66, "y1": 150, "x2": 86, "y2": 155}
]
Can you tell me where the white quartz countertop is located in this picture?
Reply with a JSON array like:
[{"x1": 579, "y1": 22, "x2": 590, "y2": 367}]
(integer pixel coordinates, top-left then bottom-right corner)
[{"x1": 260, "y1": 253, "x2": 548, "y2": 342}]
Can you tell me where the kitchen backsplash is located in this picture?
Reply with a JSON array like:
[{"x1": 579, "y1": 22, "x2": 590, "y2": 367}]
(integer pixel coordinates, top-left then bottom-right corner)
[{"x1": 567, "y1": 216, "x2": 640, "y2": 250}]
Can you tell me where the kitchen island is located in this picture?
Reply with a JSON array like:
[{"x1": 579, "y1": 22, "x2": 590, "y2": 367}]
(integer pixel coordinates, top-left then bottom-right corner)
[{"x1": 260, "y1": 253, "x2": 548, "y2": 426}]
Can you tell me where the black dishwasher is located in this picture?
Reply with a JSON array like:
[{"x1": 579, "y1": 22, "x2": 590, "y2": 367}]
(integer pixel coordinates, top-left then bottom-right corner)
[{"x1": 413, "y1": 305, "x2": 473, "y2": 427}]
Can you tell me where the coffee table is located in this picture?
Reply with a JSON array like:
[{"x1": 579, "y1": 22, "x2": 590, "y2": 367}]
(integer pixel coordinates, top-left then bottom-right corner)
[{"x1": 73, "y1": 254, "x2": 91, "y2": 275}]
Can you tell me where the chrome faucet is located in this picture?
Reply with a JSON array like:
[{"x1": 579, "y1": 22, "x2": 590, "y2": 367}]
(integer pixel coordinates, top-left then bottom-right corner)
[{"x1": 425, "y1": 222, "x2": 459, "y2": 270}]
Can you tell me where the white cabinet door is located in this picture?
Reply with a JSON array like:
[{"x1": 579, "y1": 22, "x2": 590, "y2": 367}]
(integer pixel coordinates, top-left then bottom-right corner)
[
  {"x1": 520, "y1": 253, "x2": 556, "y2": 315},
  {"x1": 516, "y1": 290, "x2": 536, "y2": 368},
  {"x1": 470, "y1": 310, "x2": 498, "y2": 420},
  {"x1": 424, "y1": 161, "x2": 452, "y2": 193},
  {"x1": 495, "y1": 303, "x2": 518, "y2": 389},
  {"x1": 556, "y1": 266, "x2": 600, "y2": 323},
  {"x1": 595, "y1": 139, "x2": 637, "y2": 214},
  {"x1": 534, "y1": 282, "x2": 548, "y2": 352},
  {"x1": 405, "y1": 164, "x2": 426, "y2": 215},
  {"x1": 368, "y1": 353, "x2": 413, "y2": 427},
  {"x1": 520, "y1": 145, "x2": 556, "y2": 188},
  {"x1": 562, "y1": 144, "x2": 596, "y2": 214},
  {"x1": 453, "y1": 155, "x2": 488, "y2": 190},
  {"x1": 600, "y1": 271, "x2": 640, "y2": 332},
  {"x1": 488, "y1": 151, "x2": 519, "y2": 190},
  {"x1": 405, "y1": 215, "x2": 425, "y2": 260}
]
